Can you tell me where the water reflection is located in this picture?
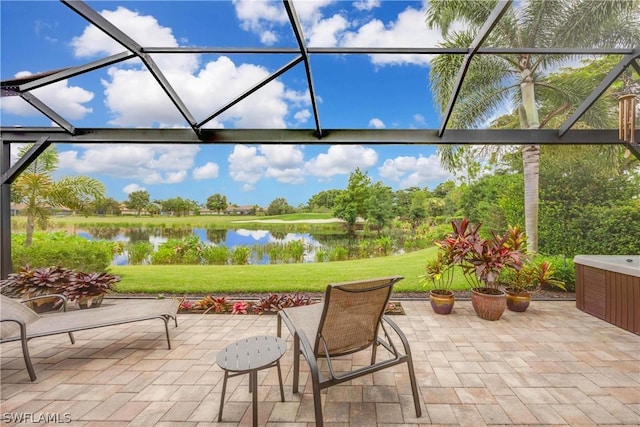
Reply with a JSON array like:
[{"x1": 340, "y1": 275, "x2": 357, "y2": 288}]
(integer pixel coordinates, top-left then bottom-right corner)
[{"x1": 77, "y1": 227, "x2": 325, "y2": 265}]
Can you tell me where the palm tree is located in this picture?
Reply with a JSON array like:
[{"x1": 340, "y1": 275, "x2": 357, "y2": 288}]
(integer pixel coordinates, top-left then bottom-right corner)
[
  {"x1": 427, "y1": 0, "x2": 639, "y2": 253},
  {"x1": 12, "y1": 144, "x2": 106, "y2": 246}
]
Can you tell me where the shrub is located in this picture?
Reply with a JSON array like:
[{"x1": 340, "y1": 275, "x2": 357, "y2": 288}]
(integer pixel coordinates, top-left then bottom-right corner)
[
  {"x1": 423, "y1": 224, "x2": 453, "y2": 245},
  {"x1": 314, "y1": 249, "x2": 329, "y2": 262},
  {"x1": 231, "y1": 246, "x2": 251, "y2": 265},
  {"x1": 285, "y1": 240, "x2": 305, "y2": 263},
  {"x1": 329, "y1": 246, "x2": 348, "y2": 261},
  {"x1": 202, "y1": 245, "x2": 230, "y2": 265},
  {"x1": 536, "y1": 254, "x2": 575, "y2": 292},
  {"x1": 127, "y1": 242, "x2": 153, "y2": 265},
  {"x1": 152, "y1": 236, "x2": 203, "y2": 265},
  {"x1": 373, "y1": 236, "x2": 392, "y2": 256},
  {"x1": 11, "y1": 232, "x2": 113, "y2": 272}
]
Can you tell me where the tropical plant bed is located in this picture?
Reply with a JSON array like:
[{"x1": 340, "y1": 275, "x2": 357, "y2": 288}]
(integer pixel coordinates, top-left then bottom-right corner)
[{"x1": 106, "y1": 293, "x2": 406, "y2": 315}]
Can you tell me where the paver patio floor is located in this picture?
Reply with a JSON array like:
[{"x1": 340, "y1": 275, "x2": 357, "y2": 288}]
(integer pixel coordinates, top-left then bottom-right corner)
[{"x1": 1, "y1": 300, "x2": 639, "y2": 426}]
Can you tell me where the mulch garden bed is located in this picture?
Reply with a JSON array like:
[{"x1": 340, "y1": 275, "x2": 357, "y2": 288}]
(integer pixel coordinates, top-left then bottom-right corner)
[{"x1": 109, "y1": 289, "x2": 573, "y2": 316}]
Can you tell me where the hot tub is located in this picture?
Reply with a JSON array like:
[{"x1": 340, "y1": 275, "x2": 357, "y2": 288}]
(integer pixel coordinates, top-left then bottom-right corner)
[{"x1": 574, "y1": 255, "x2": 640, "y2": 334}]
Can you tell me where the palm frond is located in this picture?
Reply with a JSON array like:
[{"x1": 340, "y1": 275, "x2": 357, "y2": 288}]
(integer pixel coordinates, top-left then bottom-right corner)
[
  {"x1": 552, "y1": 0, "x2": 640, "y2": 48},
  {"x1": 17, "y1": 144, "x2": 58, "y2": 175},
  {"x1": 517, "y1": 0, "x2": 566, "y2": 47},
  {"x1": 50, "y1": 176, "x2": 106, "y2": 211},
  {"x1": 426, "y1": 0, "x2": 497, "y2": 36}
]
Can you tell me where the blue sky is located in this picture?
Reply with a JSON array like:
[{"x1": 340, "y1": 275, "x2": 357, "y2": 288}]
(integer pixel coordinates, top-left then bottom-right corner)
[{"x1": 1, "y1": 0, "x2": 459, "y2": 207}]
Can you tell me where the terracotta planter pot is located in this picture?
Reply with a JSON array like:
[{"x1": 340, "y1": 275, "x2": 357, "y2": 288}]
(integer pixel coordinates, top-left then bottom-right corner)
[
  {"x1": 76, "y1": 294, "x2": 105, "y2": 309},
  {"x1": 470, "y1": 287, "x2": 506, "y2": 321},
  {"x1": 505, "y1": 289, "x2": 531, "y2": 312},
  {"x1": 24, "y1": 292, "x2": 61, "y2": 313},
  {"x1": 26, "y1": 296, "x2": 60, "y2": 313},
  {"x1": 429, "y1": 290, "x2": 455, "y2": 315}
]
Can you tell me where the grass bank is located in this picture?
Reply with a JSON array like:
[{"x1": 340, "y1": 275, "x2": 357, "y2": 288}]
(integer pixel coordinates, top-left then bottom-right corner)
[
  {"x1": 111, "y1": 246, "x2": 469, "y2": 295},
  {"x1": 35, "y1": 213, "x2": 336, "y2": 229}
]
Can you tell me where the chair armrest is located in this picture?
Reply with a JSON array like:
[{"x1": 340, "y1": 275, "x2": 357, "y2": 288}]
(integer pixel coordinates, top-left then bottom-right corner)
[
  {"x1": 0, "y1": 318, "x2": 28, "y2": 343},
  {"x1": 380, "y1": 314, "x2": 411, "y2": 353},
  {"x1": 20, "y1": 294, "x2": 69, "y2": 312}
]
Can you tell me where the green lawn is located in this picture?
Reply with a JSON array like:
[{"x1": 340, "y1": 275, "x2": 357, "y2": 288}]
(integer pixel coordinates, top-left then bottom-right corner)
[{"x1": 111, "y1": 246, "x2": 469, "y2": 295}]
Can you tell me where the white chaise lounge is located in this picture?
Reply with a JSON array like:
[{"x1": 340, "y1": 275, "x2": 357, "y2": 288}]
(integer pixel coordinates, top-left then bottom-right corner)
[{"x1": 0, "y1": 294, "x2": 179, "y2": 381}]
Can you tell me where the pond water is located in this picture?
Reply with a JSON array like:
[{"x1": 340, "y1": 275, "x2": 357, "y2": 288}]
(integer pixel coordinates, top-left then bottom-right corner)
[{"x1": 75, "y1": 227, "x2": 349, "y2": 265}]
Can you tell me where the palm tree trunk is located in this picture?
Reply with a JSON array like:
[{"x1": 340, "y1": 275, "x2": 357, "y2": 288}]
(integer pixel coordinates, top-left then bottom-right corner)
[
  {"x1": 522, "y1": 145, "x2": 540, "y2": 254},
  {"x1": 25, "y1": 213, "x2": 35, "y2": 246},
  {"x1": 520, "y1": 65, "x2": 540, "y2": 254}
]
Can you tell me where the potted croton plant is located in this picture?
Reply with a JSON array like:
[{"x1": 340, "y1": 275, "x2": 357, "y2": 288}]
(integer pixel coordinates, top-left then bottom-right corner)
[
  {"x1": 439, "y1": 219, "x2": 524, "y2": 321},
  {"x1": 423, "y1": 251, "x2": 456, "y2": 315},
  {"x1": 503, "y1": 259, "x2": 566, "y2": 312}
]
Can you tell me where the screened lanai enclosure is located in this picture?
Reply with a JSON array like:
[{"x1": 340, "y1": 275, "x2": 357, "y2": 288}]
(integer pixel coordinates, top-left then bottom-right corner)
[{"x1": 1, "y1": 0, "x2": 639, "y2": 279}]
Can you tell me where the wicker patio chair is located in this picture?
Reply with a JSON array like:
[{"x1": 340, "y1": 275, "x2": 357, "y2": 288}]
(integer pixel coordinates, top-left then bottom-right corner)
[
  {"x1": 277, "y1": 276, "x2": 422, "y2": 426},
  {"x1": 0, "y1": 294, "x2": 179, "y2": 381}
]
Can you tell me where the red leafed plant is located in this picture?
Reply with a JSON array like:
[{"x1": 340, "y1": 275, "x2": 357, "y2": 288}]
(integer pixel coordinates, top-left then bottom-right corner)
[
  {"x1": 252, "y1": 292, "x2": 313, "y2": 314},
  {"x1": 64, "y1": 271, "x2": 120, "y2": 302},
  {"x1": 232, "y1": 301, "x2": 250, "y2": 314},
  {"x1": 0, "y1": 266, "x2": 119, "y2": 302},
  {"x1": 203, "y1": 296, "x2": 232, "y2": 314},
  {"x1": 437, "y1": 219, "x2": 525, "y2": 291}
]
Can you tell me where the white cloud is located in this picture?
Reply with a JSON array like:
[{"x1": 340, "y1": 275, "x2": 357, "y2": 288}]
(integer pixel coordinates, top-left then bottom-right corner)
[
  {"x1": 291, "y1": 0, "x2": 334, "y2": 23},
  {"x1": 101, "y1": 54, "x2": 296, "y2": 128},
  {"x1": 378, "y1": 154, "x2": 453, "y2": 188},
  {"x1": 236, "y1": 1, "x2": 442, "y2": 67},
  {"x1": 58, "y1": 144, "x2": 199, "y2": 185},
  {"x1": 305, "y1": 145, "x2": 378, "y2": 178},
  {"x1": 71, "y1": 6, "x2": 197, "y2": 73},
  {"x1": 294, "y1": 109, "x2": 311, "y2": 124},
  {"x1": 307, "y1": 14, "x2": 349, "y2": 47},
  {"x1": 260, "y1": 145, "x2": 304, "y2": 168},
  {"x1": 413, "y1": 113, "x2": 426, "y2": 124},
  {"x1": 0, "y1": 72, "x2": 94, "y2": 120},
  {"x1": 228, "y1": 144, "x2": 305, "y2": 185},
  {"x1": 164, "y1": 170, "x2": 187, "y2": 184},
  {"x1": 228, "y1": 145, "x2": 268, "y2": 185},
  {"x1": 340, "y1": 6, "x2": 438, "y2": 66},
  {"x1": 284, "y1": 89, "x2": 312, "y2": 105},
  {"x1": 123, "y1": 183, "x2": 145, "y2": 194},
  {"x1": 193, "y1": 162, "x2": 220, "y2": 180},
  {"x1": 232, "y1": 0, "x2": 288, "y2": 45},
  {"x1": 369, "y1": 118, "x2": 385, "y2": 128},
  {"x1": 353, "y1": 0, "x2": 381, "y2": 11},
  {"x1": 65, "y1": 7, "x2": 309, "y2": 129},
  {"x1": 265, "y1": 167, "x2": 305, "y2": 184}
]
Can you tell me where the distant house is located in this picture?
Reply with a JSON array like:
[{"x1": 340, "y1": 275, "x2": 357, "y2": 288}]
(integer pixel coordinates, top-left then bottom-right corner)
[
  {"x1": 10, "y1": 203, "x2": 26, "y2": 216},
  {"x1": 225, "y1": 205, "x2": 261, "y2": 215},
  {"x1": 10, "y1": 203, "x2": 72, "y2": 216},
  {"x1": 199, "y1": 208, "x2": 219, "y2": 216},
  {"x1": 118, "y1": 203, "x2": 149, "y2": 216}
]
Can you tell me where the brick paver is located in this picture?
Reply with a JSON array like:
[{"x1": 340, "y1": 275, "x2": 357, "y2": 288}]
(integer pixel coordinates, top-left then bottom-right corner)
[{"x1": 2, "y1": 300, "x2": 639, "y2": 426}]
